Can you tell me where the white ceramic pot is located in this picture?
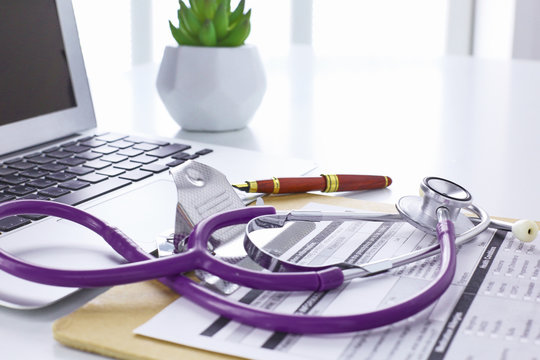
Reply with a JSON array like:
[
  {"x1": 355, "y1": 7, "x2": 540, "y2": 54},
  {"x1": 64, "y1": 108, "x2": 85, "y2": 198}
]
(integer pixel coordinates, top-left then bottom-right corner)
[{"x1": 156, "y1": 45, "x2": 266, "y2": 132}]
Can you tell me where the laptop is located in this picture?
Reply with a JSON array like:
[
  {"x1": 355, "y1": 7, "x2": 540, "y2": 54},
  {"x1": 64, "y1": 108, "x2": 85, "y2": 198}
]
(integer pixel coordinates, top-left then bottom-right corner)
[{"x1": 0, "y1": 0, "x2": 315, "y2": 309}]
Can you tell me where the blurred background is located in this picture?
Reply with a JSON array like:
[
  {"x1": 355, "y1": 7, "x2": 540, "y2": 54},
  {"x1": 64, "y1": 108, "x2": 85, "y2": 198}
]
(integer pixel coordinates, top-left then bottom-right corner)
[{"x1": 72, "y1": 0, "x2": 540, "y2": 82}]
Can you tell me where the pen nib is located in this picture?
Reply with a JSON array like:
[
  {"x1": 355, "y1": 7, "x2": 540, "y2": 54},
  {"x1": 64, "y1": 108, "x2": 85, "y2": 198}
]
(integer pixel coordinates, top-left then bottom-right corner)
[{"x1": 232, "y1": 183, "x2": 249, "y2": 192}]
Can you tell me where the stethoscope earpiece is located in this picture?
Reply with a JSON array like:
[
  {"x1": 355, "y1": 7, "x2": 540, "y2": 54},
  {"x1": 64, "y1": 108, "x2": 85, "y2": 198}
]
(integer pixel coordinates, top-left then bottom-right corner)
[{"x1": 512, "y1": 219, "x2": 539, "y2": 243}]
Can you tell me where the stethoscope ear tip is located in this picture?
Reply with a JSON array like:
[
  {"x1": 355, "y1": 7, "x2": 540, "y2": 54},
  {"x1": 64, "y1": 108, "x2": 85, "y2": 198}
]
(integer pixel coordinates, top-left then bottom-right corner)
[{"x1": 512, "y1": 219, "x2": 539, "y2": 243}]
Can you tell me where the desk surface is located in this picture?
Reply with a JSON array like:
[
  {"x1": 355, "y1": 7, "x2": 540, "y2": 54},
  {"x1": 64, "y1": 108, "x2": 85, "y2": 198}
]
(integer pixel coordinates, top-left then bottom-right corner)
[
  {"x1": 2, "y1": 51, "x2": 540, "y2": 359},
  {"x1": 94, "y1": 50, "x2": 540, "y2": 221}
]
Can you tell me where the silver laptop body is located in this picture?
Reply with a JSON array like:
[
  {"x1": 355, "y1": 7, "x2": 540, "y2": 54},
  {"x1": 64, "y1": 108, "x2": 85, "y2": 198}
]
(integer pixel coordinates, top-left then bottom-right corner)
[{"x1": 0, "y1": 0, "x2": 314, "y2": 309}]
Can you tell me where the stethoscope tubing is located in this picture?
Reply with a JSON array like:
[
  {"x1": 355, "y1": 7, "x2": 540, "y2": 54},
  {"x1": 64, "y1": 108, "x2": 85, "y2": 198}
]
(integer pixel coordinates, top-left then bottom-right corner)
[
  {"x1": 0, "y1": 200, "x2": 343, "y2": 291},
  {"x1": 0, "y1": 200, "x2": 459, "y2": 334},
  {"x1": 159, "y1": 208, "x2": 457, "y2": 333}
]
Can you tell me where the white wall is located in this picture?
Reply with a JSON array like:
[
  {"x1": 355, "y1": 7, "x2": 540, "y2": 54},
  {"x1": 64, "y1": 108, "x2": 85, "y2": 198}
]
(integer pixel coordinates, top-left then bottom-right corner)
[
  {"x1": 473, "y1": 0, "x2": 515, "y2": 59},
  {"x1": 73, "y1": 0, "x2": 449, "y2": 79},
  {"x1": 512, "y1": 0, "x2": 540, "y2": 60}
]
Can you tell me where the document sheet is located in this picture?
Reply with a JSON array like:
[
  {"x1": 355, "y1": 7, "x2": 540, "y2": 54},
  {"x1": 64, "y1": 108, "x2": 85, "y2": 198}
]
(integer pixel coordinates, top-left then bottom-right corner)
[{"x1": 135, "y1": 204, "x2": 540, "y2": 360}]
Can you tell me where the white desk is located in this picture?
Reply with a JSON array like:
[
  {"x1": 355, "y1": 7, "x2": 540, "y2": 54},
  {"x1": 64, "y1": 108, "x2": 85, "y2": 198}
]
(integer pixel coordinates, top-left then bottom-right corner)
[
  {"x1": 93, "y1": 49, "x2": 540, "y2": 220},
  {"x1": 2, "y1": 51, "x2": 540, "y2": 358}
]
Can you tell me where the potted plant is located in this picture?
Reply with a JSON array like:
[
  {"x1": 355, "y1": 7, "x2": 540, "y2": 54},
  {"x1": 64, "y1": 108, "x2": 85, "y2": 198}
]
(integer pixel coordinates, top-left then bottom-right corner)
[{"x1": 156, "y1": 0, "x2": 266, "y2": 132}]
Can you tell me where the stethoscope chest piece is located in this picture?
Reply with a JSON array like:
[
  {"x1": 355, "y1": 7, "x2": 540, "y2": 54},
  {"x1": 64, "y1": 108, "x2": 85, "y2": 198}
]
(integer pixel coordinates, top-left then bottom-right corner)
[{"x1": 397, "y1": 177, "x2": 473, "y2": 235}]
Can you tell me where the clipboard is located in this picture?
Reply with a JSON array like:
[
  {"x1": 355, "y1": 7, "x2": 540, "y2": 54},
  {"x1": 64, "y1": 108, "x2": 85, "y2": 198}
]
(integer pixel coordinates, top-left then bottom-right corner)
[{"x1": 50, "y1": 194, "x2": 404, "y2": 359}]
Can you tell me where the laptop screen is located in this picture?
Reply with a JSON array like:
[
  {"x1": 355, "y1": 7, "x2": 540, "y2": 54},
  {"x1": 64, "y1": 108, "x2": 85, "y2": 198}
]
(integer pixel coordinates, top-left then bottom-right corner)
[
  {"x1": 0, "y1": 0, "x2": 76, "y2": 126},
  {"x1": 0, "y1": 0, "x2": 95, "y2": 156}
]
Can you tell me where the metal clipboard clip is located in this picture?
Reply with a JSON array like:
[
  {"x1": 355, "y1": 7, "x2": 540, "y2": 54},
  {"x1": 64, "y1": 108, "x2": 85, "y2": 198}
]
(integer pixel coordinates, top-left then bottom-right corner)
[{"x1": 156, "y1": 161, "x2": 251, "y2": 294}]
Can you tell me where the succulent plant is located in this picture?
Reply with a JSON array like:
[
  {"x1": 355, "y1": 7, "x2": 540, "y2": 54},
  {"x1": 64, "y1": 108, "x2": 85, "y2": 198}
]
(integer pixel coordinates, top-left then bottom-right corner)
[{"x1": 169, "y1": 0, "x2": 251, "y2": 47}]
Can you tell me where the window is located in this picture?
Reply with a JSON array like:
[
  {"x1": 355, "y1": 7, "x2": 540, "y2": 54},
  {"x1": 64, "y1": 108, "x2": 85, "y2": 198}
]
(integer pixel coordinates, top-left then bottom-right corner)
[{"x1": 73, "y1": 0, "x2": 450, "y2": 77}]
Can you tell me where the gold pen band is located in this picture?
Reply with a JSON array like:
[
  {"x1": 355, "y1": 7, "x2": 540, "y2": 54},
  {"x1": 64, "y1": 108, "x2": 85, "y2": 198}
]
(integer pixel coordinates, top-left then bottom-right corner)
[
  {"x1": 384, "y1": 176, "x2": 390, "y2": 187},
  {"x1": 322, "y1": 174, "x2": 339, "y2": 192},
  {"x1": 247, "y1": 181, "x2": 258, "y2": 193},
  {"x1": 272, "y1": 177, "x2": 280, "y2": 194}
]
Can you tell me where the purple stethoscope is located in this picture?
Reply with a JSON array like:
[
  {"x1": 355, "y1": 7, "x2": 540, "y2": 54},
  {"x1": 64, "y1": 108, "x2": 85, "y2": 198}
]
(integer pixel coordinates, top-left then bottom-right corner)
[{"x1": 0, "y1": 177, "x2": 537, "y2": 334}]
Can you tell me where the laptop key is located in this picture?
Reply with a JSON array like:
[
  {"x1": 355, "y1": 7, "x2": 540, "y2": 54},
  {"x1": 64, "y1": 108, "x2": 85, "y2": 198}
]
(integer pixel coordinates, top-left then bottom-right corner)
[
  {"x1": 57, "y1": 157, "x2": 86, "y2": 166},
  {"x1": 0, "y1": 194, "x2": 16, "y2": 203},
  {"x1": 39, "y1": 187, "x2": 71, "y2": 198},
  {"x1": 78, "y1": 173, "x2": 108, "y2": 183},
  {"x1": 4, "y1": 157, "x2": 23, "y2": 164},
  {"x1": 19, "y1": 195, "x2": 50, "y2": 220},
  {"x1": 54, "y1": 178, "x2": 131, "y2": 206},
  {"x1": 20, "y1": 169, "x2": 49, "y2": 179},
  {"x1": 140, "y1": 163, "x2": 168, "y2": 173},
  {"x1": 166, "y1": 159, "x2": 186, "y2": 167},
  {"x1": 42, "y1": 146, "x2": 60, "y2": 153},
  {"x1": 119, "y1": 170, "x2": 153, "y2": 182},
  {"x1": 5, "y1": 185, "x2": 35, "y2": 196},
  {"x1": 63, "y1": 145, "x2": 91, "y2": 153},
  {"x1": 75, "y1": 151, "x2": 102, "y2": 160},
  {"x1": 20, "y1": 214, "x2": 47, "y2": 221},
  {"x1": 0, "y1": 175, "x2": 26, "y2": 185},
  {"x1": 171, "y1": 152, "x2": 191, "y2": 160},
  {"x1": 97, "y1": 167, "x2": 125, "y2": 177},
  {"x1": 117, "y1": 148, "x2": 144, "y2": 157},
  {"x1": 0, "y1": 168, "x2": 17, "y2": 176},
  {"x1": 83, "y1": 160, "x2": 111, "y2": 170},
  {"x1": 22, "y1": 194, "x2": 50, "y2": 201},
  {"x1": 92, "y1": 145, "x2": 119, "y2": 155},
  {"x1": 131, "y1": 155, "x2": 157, "y2": 164},
  {"x1": 133, "y1": 143, "x2": 159, "y2": 151},
  {"x1": 27, "y1": 156, "x2": 55, "y2": 165},
  {"x1": 27, "y1": 179, "x2": 57, "y2": 189},
  {"x1": 196, "y1": 148, "x2": 214, "y2": 155},
  {"x1": 147, "y1": 144, "x2": 191, "y2": 158},
  {"x1": 114, "y1": 160, "x2": 141, "y2": 171},
  {"x1": 77, "y1": 136, "x2": 94, "y2": 142},
  {"x1": 59, "y1": 140, "x2": 77, "y2": 148},
  {"x1": 58, "y1": 180, "x2": 91, "y2": 190},
  {"x1": 0, "y1": 216, "x2": 32, "y2": 232},
  {"x1": 46, "y1": 172, "x2": 77, "y2": 182},
  {"x1": 39, "y1": 163, "x2": 68, "y2": 172},
  {"x1": 8, "y1": 161, "x2": 36, "y2": 170},
  {"x1": 66, "y1": 166, "x2": 94, "y2": 176},
  {"x1": 80, "y1": 138, "x2": 106, "y2": 148},
  {"x1": 101, "y1": 154, "x2": 128, "y2": 163},
  {"x1": 47, "y1": 150, "x2": 73, "y2": 159},
  {"x1": 23, "y1": 152, "x2": 41, "y2": 159},
  {"x1": 108, "y1": 140, "x2": 134, "y2": 149}
]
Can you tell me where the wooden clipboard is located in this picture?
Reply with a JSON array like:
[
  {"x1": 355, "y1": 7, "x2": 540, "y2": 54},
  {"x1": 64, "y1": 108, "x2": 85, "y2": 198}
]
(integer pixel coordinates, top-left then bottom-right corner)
[{"x1": 51, "y1": 194, "x2": 399, "y2": 359}]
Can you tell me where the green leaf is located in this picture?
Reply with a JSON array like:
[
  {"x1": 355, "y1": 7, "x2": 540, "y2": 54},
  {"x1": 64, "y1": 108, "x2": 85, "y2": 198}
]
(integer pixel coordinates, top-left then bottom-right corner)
[
  {"x1": 213, "y1": 3, "x2": 229, "y2": 40},
  {"x1": 218, "y1": 11, "x2": 250, "y2": 47},
  {"x1": 198, "y1": 19, "x2": 217, "y2": 46},
  {"x1": 202, "y1": 0, "x2": 218, "y2": 19},
  {"x1": 189, "y1": 0, "x2": 205, "y2": 22},
  {"x1": 223, "y1": 0, "x2": 231, "y2": 14},
  {"x1": 169, "y1": 20, "x2": 198, "y2": 46},
  {"x1": 179, "y1": 0, "x2": 201, "y2": 36},
  {"x1": 229, "y1": 0, "x2": 245, "y2": 24}
]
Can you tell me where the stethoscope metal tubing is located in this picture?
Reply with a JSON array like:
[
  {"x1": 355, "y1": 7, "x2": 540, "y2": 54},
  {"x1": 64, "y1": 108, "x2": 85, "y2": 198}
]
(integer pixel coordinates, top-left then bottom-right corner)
[
  {"x1": 342, "y1": 204, "x2": 491, "y2": 280},
  {"x1": 245, "y1": 204, "x2": 493, "y2": 282},
  {"x1": 470, "y1": 217, "x2": 512, "y2": 231}
]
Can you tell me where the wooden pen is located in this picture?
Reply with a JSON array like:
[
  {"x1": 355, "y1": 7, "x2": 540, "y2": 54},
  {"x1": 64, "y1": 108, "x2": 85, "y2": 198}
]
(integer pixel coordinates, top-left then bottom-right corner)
[{"x1": 232, "y1": 174, "x2": 392, "y2": 194}]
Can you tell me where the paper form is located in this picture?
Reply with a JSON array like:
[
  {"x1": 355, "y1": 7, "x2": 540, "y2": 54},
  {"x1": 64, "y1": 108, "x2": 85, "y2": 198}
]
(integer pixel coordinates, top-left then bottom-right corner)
[{"x1": 135, "y1": 204, "x2": 540, "y2": 360}]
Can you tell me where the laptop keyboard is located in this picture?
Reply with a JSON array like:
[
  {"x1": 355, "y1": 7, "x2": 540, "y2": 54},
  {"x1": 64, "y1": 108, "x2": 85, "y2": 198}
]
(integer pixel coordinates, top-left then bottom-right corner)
[{"x1": 0, "y1": 133, "x2": 213, "y2": 233}]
